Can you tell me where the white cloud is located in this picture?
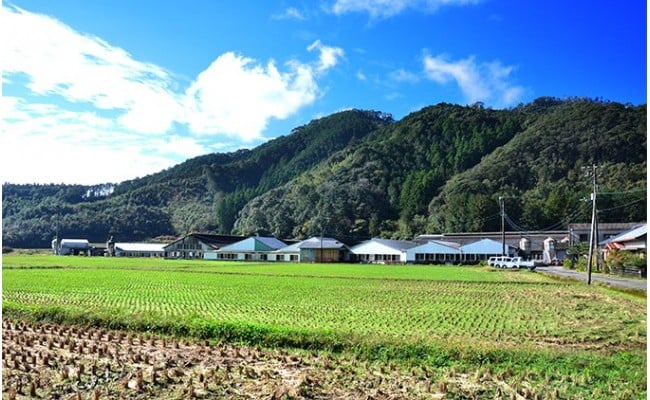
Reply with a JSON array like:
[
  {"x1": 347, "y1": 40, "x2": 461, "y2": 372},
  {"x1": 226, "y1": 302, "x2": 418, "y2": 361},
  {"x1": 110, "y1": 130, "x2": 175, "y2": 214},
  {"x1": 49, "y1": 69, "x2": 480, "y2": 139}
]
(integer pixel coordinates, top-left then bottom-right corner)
[
  {"x1": 1, "y1": 5, "x2": 344, "y2": 183},
  {"x1": 423, "y1": 54, "x2": 523, "y2": 107},
  {"x1": 0, "y1": 97, "x2": 180, "y2": 184},
  {"x1": 2, "y1": 5, "x2": 182, "y2": 135},
  {"x1": 2, "y1": 4, "x2": 341, "y2": 140},
  {"x1": 272, "y1": 7, "x2": 306, "y2": 21},
  {"x1": 182, "y1": 52, "x2": 320, "y2": 141},
  {"x1": 308, "y1": 40, "x2": 345, "y2": 72},
  {"x1": 389, "y1": 68, "x2": 420, "y2": 83},
  {"x1": 330, "y1": 0, "x2": 480, "y2": 19}
]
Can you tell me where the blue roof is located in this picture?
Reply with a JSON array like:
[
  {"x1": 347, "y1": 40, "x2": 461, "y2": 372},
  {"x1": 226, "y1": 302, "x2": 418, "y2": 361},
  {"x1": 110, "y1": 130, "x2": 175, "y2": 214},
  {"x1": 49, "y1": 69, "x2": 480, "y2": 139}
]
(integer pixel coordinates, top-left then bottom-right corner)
[
  {"x1": 408, "y1": 240, "x2": 461, "y2": 255},
  {"x1": 460, "y1": 238, "x2": 514, "y2": 255},
  {"x1": 219, "y1": 236, "x2": 286, "y2": 252}
]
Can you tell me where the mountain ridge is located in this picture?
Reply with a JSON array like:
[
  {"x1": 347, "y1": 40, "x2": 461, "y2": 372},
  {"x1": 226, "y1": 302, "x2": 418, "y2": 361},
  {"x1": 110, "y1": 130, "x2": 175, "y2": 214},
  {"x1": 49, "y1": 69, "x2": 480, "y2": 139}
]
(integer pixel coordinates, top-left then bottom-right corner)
[{"x1": 3, "y1": 98, "x2": 646, "y2": 248}]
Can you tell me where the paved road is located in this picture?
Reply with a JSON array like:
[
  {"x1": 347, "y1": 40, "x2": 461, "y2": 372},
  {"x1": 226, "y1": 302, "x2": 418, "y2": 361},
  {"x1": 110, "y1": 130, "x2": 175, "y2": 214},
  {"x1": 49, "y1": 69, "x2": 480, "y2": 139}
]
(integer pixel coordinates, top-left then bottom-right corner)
[{"x1": 536, "y1": 266, "x2": 647, "y2": 292}]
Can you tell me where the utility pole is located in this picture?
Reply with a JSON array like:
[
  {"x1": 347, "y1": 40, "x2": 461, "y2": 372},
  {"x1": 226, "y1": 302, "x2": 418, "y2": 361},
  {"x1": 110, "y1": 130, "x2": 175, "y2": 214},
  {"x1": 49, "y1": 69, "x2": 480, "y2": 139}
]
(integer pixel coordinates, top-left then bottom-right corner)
[
  {"x1": 499, "y1": 196, "x2": 506, "y2": 256},
  {"x1": 586, "y1": 165, "x2": 597, "y2": 285}
]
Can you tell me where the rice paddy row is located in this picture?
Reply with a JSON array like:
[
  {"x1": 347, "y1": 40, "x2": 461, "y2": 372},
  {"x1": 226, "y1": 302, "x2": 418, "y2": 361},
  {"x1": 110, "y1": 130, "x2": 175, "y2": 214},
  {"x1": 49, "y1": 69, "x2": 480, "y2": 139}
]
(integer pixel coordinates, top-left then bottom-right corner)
[{"x1": 2, "y1": 254, "x2": 647, "y2": 399}]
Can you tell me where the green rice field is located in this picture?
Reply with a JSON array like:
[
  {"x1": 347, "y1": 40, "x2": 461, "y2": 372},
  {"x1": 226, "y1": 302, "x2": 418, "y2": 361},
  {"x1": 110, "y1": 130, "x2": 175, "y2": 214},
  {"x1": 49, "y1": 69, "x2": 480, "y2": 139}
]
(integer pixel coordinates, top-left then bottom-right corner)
[{"x1": 2, "y1": 254, "x2": 647, "y2": 399}]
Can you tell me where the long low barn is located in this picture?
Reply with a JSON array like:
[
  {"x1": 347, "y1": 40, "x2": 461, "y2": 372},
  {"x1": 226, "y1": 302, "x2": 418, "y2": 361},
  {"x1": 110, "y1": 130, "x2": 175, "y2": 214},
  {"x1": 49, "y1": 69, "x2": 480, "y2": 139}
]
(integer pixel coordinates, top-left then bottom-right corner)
[{"x1": 114, "y1": 243, "x2": 166, "y2": 257}]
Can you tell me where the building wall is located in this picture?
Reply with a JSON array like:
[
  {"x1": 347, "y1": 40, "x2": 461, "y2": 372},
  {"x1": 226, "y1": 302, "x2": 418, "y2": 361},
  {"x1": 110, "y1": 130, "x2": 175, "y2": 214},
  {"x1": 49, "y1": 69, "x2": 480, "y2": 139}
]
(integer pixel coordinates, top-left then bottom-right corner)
[
  {"x1": 300, "y1": 248, "x2": 340, "y2": 263},
  {"x1": 164, "y1": 236, "x2": 207, "y2": 259},
  {"x1": 115, "y1": 250, "x2": 163, "y2": 257}
]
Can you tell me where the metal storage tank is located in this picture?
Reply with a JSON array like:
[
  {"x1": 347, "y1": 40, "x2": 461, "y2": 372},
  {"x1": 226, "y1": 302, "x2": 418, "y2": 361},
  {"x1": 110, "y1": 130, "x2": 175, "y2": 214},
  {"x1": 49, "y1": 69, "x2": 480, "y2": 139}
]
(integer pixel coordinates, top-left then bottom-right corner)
[{"x1": 519, "y1": 237, "x2": 531, "y2": 253}]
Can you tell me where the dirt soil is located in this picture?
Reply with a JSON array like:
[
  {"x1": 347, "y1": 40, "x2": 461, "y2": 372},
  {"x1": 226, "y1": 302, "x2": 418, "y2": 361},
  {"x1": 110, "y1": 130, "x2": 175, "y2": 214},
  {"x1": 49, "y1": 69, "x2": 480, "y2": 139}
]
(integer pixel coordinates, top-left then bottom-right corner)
[{"x1": 2, "y1": 318, "x2": 514, "y2": 399}]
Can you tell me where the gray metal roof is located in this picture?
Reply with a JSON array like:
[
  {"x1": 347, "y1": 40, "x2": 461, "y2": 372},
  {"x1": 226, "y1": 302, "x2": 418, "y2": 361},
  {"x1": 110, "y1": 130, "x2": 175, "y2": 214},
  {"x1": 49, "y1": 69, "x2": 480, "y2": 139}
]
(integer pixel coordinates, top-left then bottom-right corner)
[
  {"x1": 115, "y1": 243, "x2": 166, "y2": 252},
  {"x1": 600, "y1": 224, "x2": 647, "y2": 245},
  {"x1": 298, "y1": 237, "x2": 347, "y2": 249}
]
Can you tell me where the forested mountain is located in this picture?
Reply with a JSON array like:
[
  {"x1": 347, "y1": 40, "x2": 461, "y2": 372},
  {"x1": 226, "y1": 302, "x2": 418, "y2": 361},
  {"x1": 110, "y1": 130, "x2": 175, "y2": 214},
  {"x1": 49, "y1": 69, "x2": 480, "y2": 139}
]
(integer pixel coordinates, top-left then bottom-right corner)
[{"x1": 3, "y1": 99, "x2": 646, "y2": 248}]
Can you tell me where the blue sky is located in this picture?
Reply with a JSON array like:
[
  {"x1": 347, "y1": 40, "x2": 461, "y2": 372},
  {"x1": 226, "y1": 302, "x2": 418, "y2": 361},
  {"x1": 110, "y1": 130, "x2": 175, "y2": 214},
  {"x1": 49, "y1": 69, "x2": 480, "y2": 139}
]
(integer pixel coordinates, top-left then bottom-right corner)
[{"x1": 2, "y1": 0, "x2": 646, "y2": 184}]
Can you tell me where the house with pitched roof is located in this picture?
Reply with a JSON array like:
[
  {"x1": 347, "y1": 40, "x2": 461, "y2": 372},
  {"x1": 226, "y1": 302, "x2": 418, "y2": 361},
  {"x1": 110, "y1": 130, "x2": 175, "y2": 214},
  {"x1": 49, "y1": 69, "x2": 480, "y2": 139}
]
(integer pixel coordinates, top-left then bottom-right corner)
[
  {"x1": 273, "y1": 237, "x2": 349, "y2": 263},
  {"x1": 163, "y1": 233, "x2": 246, "y2": 259},
  {"x1": 406, "y1": 240, "x2": 462, "y2": 264},
  {"x1": 460, "y1": 238, "x2": 516, "y2": 263},
  {"x1": 350, "y1": 238, "x2": 418, "y2": 264},
  {"x1": 599, "y1": 224, "x2": 647, "y2": 277},
  {"x1": 600, "y1": 224, "x2": 647, "y2": 252},
  {"x1": 210, "y1": 236, "x2": 287, "y2": 261}
]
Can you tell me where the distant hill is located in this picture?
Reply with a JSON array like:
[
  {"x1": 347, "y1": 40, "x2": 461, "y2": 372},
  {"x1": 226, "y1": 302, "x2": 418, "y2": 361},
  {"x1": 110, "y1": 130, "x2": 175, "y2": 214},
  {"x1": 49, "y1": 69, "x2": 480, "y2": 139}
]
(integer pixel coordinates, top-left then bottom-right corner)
[{"x1": 2, "y1": 99, "x2": 646, "y2": 248}]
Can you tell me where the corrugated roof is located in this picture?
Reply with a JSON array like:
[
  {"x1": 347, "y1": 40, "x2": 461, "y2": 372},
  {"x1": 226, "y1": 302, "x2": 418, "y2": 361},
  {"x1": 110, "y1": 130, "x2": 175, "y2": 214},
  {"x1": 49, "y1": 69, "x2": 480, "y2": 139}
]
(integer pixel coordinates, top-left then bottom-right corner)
[
  {"x1": 460, "y1": 238, "x2": 514, "y2": 255},
  {"x1": 350, "y1": 238, "x2": 418, "y2": 254},
  {"x1": 298, "y1": 237, "x2": 347, "y2": 249},
  {"x1": 408, "y1": 240, "x2": 461, "y2": 255},
  {"x1": 255, "y1": 237, "x2": 287, "y2": 250},
  {"x1": 274, "y1": 241, "x2": 302, "y2": 253},
  {"x1": 115, "y1": 243, "x2": 166, "y2": 252},
  {"x1": 219, "y1": 237, "x2": 287, "y2": 252},
  {"x1": 600, "y1": 224, "x2": 647, "y2": 245},
  {"x1": 163, "y1": 233, "x2": 247, "y2": 250}
]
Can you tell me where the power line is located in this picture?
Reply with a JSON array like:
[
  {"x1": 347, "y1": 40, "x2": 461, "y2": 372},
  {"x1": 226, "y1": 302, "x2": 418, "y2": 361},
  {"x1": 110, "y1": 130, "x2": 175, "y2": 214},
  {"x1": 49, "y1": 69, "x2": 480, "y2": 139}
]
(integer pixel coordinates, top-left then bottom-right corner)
[
  {"x1": 502, "y1": 206, "x2": 588, "y2": 233},
  {"x1": 598, "y1": 188, "x2": 646, "y2": 196},
  {"x1": 598, "y1": 197, "x2": 646, "y2": 214}
]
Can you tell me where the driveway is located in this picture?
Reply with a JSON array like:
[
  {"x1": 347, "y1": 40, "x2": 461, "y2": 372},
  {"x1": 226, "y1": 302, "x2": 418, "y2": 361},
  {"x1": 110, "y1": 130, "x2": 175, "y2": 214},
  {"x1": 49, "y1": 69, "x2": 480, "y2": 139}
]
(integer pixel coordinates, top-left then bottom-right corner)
[{"x1": 536, "y1": 266, "x2": 647, "y2": 292}]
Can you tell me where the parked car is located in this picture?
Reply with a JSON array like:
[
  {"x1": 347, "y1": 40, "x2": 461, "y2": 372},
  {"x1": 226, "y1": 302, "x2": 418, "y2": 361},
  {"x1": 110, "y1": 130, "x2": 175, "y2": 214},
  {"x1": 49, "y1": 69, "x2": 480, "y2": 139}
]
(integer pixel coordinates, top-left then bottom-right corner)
[
  {"x1": 502, "y1": 257, "x2": 537, "y2": 270},
  {"x1": 488, "y1": 256, "x2": 511, "y2": 267}
]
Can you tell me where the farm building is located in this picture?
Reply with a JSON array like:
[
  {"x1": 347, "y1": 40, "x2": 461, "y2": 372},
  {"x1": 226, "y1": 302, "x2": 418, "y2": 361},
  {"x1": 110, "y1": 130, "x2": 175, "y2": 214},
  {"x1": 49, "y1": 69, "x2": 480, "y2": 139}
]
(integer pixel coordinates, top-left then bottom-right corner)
[
  {"x1": 273, "y1": 237, "x2": 349, "y2": 263},
  {"x1": 271, "y1": 241, "x2": 302, "y2": 262},
  {"x1": 416, "y1": 231, "x2": 566, "y2": 260},
  {"x1": 164, "y1": 233, "x2": 246, "y2": 259},
  {"x1": 599, "y1": 223, "x2": 647, "y2": 277},
  {"x1": 208, "y1": 236, "x2": 287, "y2": 261},
  {"x1": 600, "y1": 223, "x2": 647, "y2": 252},
  {"x1": 114, "y1": 243, "x2": 166, "y2": 257},
  {"x1": 459, "y1": 238, "x2": 516, "y2": 263},
  {"x1": 406, "y1": 240, "x2": 462, "y2": 264},
  {"x1": 52, "y1": 238, "x2": 91, "y2": 255},
  {"x1": 569, "y1": 222, "x2": 643, "y2": 244},
  {"x1": 350, "y1": 238, "x2": 417, "y2": 264}
]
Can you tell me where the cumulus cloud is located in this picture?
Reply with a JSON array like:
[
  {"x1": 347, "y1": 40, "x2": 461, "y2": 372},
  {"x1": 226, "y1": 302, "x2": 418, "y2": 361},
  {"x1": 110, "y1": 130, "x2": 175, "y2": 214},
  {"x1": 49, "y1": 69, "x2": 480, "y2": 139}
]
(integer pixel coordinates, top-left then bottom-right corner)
[
  {"x1": 308, "y1": 40, "x2": 346, "y2": 72},
  {"x1": 183, "y1": 41, "x2": 342, "y2": 140},
  {"x1": 1, "y1": 5, "x2": 344, "y2": 183},
  {"x1": 423, "y1": 54, "x2": 523, "y2": 107},
  {"x1": 330, "y1": 0, "x2": 480, "y2": 19},
  {"x1": 0, "y1": 97, "x2": 185, "y2": 184},
  {"x1": 183, "y1": 53, "x2": 318, "y2": 140},
  {"x1": 2, "y1": 5, "x2": 182, "y2": 135}
]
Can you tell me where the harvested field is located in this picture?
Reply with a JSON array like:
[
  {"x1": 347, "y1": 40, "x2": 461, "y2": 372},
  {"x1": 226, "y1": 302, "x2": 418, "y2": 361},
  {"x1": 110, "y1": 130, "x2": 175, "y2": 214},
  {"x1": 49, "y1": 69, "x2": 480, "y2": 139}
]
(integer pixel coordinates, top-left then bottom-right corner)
[{"x1": 3, "y1": 318, "x2": 525, "y2": 399}]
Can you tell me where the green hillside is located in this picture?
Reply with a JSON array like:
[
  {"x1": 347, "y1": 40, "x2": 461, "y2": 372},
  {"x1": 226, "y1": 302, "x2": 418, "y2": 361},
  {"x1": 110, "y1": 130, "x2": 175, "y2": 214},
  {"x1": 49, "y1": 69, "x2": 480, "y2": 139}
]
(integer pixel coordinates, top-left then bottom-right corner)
[{"x1": 2, "y1": 98, "x2": 646, "y2": 248}]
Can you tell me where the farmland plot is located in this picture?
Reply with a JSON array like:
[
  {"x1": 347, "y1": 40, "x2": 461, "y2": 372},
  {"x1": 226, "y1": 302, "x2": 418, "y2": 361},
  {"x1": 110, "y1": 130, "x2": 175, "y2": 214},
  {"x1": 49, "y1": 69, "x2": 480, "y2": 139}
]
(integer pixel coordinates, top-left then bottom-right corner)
[{"x1": 2, "y1": 255, "x2": 647, "y2": 399}]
